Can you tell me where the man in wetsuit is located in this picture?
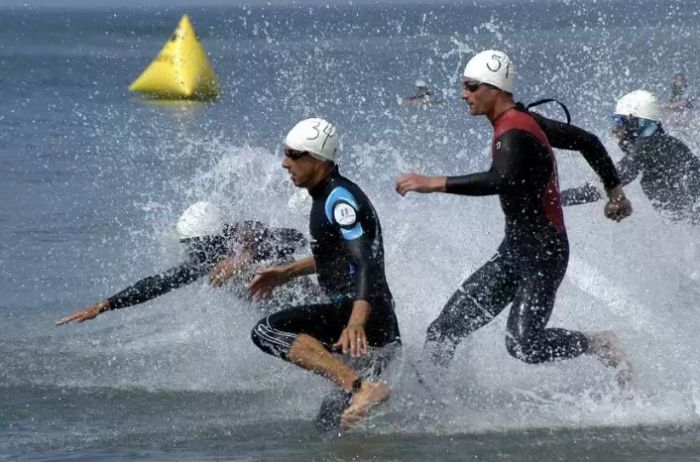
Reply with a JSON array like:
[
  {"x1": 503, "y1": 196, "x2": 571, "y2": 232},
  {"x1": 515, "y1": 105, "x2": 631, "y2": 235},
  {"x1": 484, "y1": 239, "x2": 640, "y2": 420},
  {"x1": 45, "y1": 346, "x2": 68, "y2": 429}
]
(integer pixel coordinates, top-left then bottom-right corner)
[
  {"x1": 562, "y1": 90, "x2": 700, "y2": 224},
  {"x1": 395, "y1": 50, "x2": 633, "y2": 384},
  {"x1": 55, "y1": 201, "x2": 311, "y2": 325},
  {"x1": 249, "y1": 118, "x2": 401, "y2": 430}
]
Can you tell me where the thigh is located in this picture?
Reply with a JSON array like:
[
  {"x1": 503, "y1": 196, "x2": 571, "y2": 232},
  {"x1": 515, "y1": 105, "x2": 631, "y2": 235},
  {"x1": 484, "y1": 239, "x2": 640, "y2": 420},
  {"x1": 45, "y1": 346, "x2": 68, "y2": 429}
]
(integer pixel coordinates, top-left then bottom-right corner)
[
  {"x1": 507, "y1": 252, "x2": 567, "y2": 336},
  {"x1": 441, "y1": 249, "x2": 520, "y2": 324},
  {"x1": 265, "y1": 303, "x2": 349, "y2": 347}
]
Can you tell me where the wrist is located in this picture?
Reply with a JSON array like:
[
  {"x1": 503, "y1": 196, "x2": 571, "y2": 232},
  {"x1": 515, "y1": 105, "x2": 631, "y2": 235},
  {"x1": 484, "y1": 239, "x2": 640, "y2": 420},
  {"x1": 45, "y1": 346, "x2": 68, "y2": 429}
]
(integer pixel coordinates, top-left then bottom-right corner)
[
  {"x1": 430, "y1": 176, "x2": 447, "y2": 193},
  {"x1": 606, "y1": 185, "x2": 625, "y2": 201},
  {"x1": 97, "y1": 301, "x2": 111, "y2": 313}
]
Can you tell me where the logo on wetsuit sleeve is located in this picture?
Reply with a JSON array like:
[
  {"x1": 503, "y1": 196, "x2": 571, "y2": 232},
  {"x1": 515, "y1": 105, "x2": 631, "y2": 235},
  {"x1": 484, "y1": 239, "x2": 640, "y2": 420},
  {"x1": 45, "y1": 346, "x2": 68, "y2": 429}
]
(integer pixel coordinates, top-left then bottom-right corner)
[{"x1": 333, "y1": 202, "x2": 357, "y2": 226}]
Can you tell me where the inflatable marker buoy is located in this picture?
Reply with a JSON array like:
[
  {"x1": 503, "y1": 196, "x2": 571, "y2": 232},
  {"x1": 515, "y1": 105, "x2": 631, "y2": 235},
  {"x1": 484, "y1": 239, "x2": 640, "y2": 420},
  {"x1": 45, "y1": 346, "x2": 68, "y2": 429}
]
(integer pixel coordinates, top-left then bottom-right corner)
[{"x1": 129, "y1": 15, "x2": 220, "y2": 101}]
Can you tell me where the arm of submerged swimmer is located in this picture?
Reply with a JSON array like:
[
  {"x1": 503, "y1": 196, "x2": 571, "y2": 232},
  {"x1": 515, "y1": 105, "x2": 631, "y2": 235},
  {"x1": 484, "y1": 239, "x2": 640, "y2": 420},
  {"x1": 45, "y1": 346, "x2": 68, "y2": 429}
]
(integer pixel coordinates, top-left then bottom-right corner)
[
  {"x1": 531, "y1": 112, "x2": 621, "y2": 191},
  {"x1": 107, "y1": 262, "x2": 206, "y2": 309},
  {"x1": 267, "y1": 227, "x2": 308, "y2": 258},
  {"x1": 248, "y1": 256, "x2": 316, "y2": 299},
  {"x1": 55, "y1": 262, "x2": 205, "y2": 326},
  {"x1": 208, "y1": 250, "x2": 255, "y2": 287},
  {"x1": 444, "y1": 130, "x2": 535, "y2": 196}
]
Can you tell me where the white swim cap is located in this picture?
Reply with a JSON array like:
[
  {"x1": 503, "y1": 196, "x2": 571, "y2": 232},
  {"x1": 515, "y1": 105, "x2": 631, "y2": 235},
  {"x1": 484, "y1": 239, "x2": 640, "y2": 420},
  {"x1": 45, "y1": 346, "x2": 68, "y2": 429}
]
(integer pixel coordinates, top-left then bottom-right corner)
[
  {"x1": 176, "y1": 201, "x2": 223, "y2": 240},
  {"x1": 614, "y1": 90, "x2": 660, "y2": 121},
  {"x1": 284, "y1": 118, "x2": 340, "y2": 162},
  {"x1": 415, "y1": 79, "x2": 428, "y2": 88},
  {"x1": 463, "y1": 50, "x2": 514, "y2": 93}
]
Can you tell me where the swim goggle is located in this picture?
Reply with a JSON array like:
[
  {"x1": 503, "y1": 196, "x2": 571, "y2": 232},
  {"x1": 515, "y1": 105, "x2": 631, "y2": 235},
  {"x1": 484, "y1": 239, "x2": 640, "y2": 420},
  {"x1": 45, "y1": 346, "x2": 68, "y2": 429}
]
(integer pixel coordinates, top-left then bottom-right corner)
[
  {"x1": 462, "y1": 80, "x2": 499, "y2": 92},
  {"x1": 284, "y1": 147, "x2": 309, "y2": 160},
  {"x1": 612, "y1": 114, "x2": 632, "y2": 129}
]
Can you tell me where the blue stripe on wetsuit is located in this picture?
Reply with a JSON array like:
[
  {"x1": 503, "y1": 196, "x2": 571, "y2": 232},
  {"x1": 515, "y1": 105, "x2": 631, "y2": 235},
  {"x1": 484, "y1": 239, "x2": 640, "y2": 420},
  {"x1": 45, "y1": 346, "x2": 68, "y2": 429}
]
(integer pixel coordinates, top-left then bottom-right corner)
[{"x1": 324, "y1": 186, "x2": 364, "y2": 240}]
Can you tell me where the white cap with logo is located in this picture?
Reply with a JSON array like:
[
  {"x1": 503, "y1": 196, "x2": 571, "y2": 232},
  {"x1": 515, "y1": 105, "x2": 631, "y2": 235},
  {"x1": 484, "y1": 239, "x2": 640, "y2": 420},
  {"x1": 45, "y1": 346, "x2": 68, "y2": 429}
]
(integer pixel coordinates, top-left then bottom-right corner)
[
  {"x1": 463, "y1": 50, "x2": 514, "y2": 93},
  {"x1": 284, "y1": 118, "x2": 340, "y2": 162}
]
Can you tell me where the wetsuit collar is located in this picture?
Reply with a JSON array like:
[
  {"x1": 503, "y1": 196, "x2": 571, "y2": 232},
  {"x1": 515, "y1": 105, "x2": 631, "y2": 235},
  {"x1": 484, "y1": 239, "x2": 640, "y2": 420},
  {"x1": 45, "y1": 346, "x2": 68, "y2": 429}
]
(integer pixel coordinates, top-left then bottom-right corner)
[
  {"x1": 309, "y1": 165, "x2": 339, "y2": 199},
  {"x1": 491, "y1": 105, "x2": 517, "y2": 126}
]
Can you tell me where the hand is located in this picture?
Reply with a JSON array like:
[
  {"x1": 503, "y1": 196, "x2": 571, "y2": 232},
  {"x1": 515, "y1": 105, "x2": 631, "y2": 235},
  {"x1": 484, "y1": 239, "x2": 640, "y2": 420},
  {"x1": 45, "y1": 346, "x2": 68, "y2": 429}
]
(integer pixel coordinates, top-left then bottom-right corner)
[
  {"x1": 208, "y1": 257, "x2": 238, "y2": 288},
  {"x1": 248, "y1": 266, "x2": 289, "y2": 300},
  {"x1": 604, "y1": 185, "x2": 633, "y2": 222},
  {"x1": 55, "y1": 300, "x2": 110, "y2": 326},
  {"x1": 333, "y1": 321, "x2": 368, "y2": 358},
  {"x1": 395, "y1": 172, "x2": 445, "y2": 196}
]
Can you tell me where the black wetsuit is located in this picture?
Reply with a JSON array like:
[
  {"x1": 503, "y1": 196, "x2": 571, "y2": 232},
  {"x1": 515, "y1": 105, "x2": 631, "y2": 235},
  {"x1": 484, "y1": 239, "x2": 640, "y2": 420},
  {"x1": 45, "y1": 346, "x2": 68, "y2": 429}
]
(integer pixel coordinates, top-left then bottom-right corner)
[
  {"x1": 425, "y1": 107, "x2": 621, "y2": 366},
  {"x1": 251, "y1": 167, "x2": 401, "y2": 361},
  {"x1": 107, "y1": 222, "x2": 307, "y2": 309},
  {"x1": 562, "y1": 127, "x2": 700, "y2": 224}
]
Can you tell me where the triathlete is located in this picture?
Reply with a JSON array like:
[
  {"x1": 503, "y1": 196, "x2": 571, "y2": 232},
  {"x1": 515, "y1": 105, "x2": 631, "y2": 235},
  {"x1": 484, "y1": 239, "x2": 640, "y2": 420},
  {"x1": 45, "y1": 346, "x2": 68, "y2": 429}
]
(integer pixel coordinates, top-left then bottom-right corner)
[
  {"x1": 249, "y1": 118, "x2": 401, "y2": 430},
  {"x1": 56, "y1": 201, "x2": 313, "y2": 325},
  {"x1": 395, "y1": 50, "x2": 633, "y2": 386},
  {"x1": 562, "y1": 90, "x2": 700, "y2": 224}
]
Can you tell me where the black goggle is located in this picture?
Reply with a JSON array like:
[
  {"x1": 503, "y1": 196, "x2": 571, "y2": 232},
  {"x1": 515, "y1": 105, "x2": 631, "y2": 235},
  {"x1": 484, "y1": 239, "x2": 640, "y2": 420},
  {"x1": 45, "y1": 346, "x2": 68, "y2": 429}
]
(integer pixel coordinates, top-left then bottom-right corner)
[
  {"x1": 462, "y1": 81, "x2": 483, "y2": 92},
  {"x1": 284, "y1": 147, "x2": 309, "y2": 160}
]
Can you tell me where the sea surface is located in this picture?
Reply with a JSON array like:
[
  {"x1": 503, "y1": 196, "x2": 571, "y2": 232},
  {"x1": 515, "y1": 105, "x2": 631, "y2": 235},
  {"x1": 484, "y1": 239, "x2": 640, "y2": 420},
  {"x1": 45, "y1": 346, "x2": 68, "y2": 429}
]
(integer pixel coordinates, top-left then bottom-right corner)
[{"x1": 2, "y1": 0, "x2": 700, "y2": 460}]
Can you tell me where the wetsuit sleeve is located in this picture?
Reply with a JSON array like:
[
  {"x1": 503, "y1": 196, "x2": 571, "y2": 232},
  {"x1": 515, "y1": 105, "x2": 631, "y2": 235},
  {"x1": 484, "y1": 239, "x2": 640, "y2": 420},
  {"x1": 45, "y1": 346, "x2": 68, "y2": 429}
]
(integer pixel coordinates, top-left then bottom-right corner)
[
  {"x1": 265, "y1": 227, "x2": 308, "y2": 259},
  {"x1": 445, "y1": 130, "x2": 539, "y2": 196},
  {"x1": 235, "y1": 222, "x2": 307, "y2": 261},
  {"x1": 560, "y1": 152, "x2": 642, "y2": 205},
  {"x1": 531, "y1": 112, "x2": 621, "y2": 190},
  {"x1": 106, "y1": 258, "x2": 208, "y2": 310},
  {"x1": 325, "y1": 189, "x2": 377, "y2": 302}
]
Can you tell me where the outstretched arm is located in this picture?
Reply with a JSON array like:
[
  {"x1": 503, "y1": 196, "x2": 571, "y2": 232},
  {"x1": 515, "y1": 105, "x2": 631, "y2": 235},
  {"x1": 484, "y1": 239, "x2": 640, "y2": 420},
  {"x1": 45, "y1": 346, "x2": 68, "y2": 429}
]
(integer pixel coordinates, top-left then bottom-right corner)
[
  {"x1": 55, "y1": 261, "x2": 206, "y2": 326},
  {"x1": 396, "y1": 130, "x2": 530, "y2": 197}
]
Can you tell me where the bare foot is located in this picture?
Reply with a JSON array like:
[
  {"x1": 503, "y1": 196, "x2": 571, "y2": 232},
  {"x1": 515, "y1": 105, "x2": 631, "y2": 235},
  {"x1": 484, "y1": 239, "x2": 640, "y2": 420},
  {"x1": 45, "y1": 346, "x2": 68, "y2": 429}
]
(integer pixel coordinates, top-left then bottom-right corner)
[
  {"x1": 586, "y1": 330, "x2": 634, "y2": 389},
  {"x1": 340, "y1": 381, "x2": 390, "y2": 431}
]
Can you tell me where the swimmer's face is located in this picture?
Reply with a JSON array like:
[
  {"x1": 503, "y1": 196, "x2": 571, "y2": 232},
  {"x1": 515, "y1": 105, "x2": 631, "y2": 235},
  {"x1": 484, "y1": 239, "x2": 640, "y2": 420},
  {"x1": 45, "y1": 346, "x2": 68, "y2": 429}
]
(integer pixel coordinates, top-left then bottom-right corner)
[
  {"x1": 612, "y1": 114, "x2": 635, "y2": 142},
  {"x1": 282, "y1": 146, "x2": 323, "y2": 189},
  {"x1": 461, "y1": 79, "x2": 499, "y2": 116},
  {"x1": 674, "y1": 74, "x2": 687, "y2": 90}
]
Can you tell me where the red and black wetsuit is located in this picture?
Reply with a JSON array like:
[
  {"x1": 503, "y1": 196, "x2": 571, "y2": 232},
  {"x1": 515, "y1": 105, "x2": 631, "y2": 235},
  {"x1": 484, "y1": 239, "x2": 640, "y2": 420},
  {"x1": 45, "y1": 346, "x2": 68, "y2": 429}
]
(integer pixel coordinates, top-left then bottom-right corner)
[{"x1": 425, "y1": 107, "x2": 595, "y2": 366}]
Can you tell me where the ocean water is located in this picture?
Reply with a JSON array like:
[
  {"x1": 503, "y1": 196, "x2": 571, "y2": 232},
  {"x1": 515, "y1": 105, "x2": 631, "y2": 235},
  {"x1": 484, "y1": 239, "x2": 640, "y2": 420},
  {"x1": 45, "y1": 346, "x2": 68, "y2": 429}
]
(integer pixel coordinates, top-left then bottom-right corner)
[{"x1": 2, "y1": 0, "x2": 700, "y2": 460}]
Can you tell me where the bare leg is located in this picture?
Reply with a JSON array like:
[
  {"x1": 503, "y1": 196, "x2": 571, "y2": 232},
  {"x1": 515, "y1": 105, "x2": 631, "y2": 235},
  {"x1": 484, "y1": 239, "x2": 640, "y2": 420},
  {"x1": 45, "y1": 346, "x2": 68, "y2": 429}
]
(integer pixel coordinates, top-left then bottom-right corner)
[
  {"x1": 288, "y1": 334, "x2": 359, "y2": 391},
  {"x1": 288, "y1": 334, "x2": 389, "y2": 430},
  {"x1": 585, "y1": 330, "x2": 634, "y2": 388}
]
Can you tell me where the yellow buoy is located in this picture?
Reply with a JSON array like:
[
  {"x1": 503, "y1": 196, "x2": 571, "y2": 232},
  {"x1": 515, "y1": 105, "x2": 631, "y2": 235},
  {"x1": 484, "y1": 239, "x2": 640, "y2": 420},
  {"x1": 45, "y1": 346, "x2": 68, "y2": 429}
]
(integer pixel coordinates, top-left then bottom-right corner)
[{"x1": 129, "y1": 15, "x2": 220, "y2": 101}]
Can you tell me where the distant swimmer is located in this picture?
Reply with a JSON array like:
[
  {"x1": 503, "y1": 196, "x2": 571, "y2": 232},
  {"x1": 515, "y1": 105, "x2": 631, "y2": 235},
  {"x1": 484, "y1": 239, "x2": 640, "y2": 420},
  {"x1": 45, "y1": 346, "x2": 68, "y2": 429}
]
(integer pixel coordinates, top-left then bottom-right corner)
[
  {"x1": 249, "y1": 118, "x2": 401, "y2": 431},
  {"x1": 562, "y1": 90, "x2": 700, "y2": 224},
  {"x1": 668, "y1": 72, "x2": 694, "y2": 112},
  {"x1": 399, "y1": 79, "x2": 443, "y2": 107},
  {"x1": 55, "y1": 201, "x2": 314, "y2": 325},
  {"x1": 396, "y1": 50, "x2": 633, "y2": 386}
]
